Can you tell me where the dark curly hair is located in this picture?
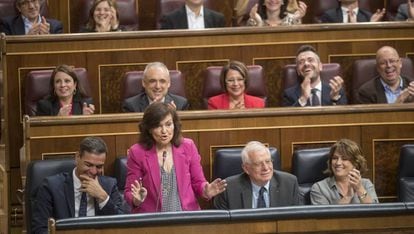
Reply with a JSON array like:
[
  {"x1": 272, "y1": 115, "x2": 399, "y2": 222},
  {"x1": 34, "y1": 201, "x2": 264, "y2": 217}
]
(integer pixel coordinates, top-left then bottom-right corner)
[
  {"x1": 325, "y1": 139, "x2": 368, "y2": 176},
  {"x1": 257, "y1": 0, "x2": 288, "y2": 21},
  {"x1": 138, "y1": 102, "x2": 182, "y2": 150},
  {"x1": 48, "y1": 64, "x2": 88, "y2": 101}
]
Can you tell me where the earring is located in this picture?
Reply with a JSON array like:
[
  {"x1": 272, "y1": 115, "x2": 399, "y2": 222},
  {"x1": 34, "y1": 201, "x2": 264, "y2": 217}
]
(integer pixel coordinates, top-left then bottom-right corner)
[{"x1": 73, "y1": 88, "x2": 77, "y2": 95}]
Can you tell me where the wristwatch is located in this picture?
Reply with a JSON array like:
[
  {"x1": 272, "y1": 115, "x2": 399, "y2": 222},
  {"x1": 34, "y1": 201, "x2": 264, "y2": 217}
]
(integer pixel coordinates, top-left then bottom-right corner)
[{"x1": 358, "y1": 191, "x2": 368, "y2": 200}]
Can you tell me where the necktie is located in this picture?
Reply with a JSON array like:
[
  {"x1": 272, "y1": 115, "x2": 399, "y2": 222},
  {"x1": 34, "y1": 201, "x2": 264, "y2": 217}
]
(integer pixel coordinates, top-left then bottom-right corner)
[
  {"x1": 311, "y1": 88, "x2": 320, "y2": 106},
  {"x1": 78, "y1": 192, "x2": 87, "y2": 217},
  {"x1": 257, "y1": 187, "x2": 267, "y2": 208}
]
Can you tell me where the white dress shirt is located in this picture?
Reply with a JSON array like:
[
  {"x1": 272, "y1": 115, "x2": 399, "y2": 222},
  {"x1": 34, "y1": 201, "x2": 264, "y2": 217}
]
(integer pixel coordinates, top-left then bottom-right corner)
[{"x1": 186, "y1": 4, "x2": 205, "y2": 29}]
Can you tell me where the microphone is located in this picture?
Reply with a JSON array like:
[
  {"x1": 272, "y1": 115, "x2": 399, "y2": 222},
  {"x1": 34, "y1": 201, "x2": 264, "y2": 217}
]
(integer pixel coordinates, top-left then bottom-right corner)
[{"x1": 156, "y1": 151, "x2": 167, "y2": 212}]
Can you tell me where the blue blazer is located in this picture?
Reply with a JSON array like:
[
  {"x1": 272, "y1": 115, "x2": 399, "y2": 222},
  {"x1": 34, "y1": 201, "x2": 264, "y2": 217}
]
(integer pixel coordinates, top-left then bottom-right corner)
[
  {"x1": 0, "y1": 15, "x2": 63, "y2": 35},
  {"x1": 160, "y1": 5, "x2": 225, "y2": 29},
  {"x1": 282, "y1": 81, "x2": 347, "y2": 107},
  {"x1": 122, "y1": 92, "x2": 189, "y2": 112},
  {"x1": 320, "y1": 7, "x2": 372, "y2": 23},
  {"x1": 31, "y1": 172, "x2": 124, "y2": 234}
]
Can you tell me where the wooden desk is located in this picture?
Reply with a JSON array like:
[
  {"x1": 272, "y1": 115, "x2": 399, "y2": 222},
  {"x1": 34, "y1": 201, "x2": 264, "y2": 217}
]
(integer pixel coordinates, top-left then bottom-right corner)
[
  {"x1": 49, "y1": 204, "x2": 414, "y2": 234},
  {"x1": 22, "y1": 104, "x2": 414, "y2": 203},
  {"x1": 2, "y1": 23, "x2": 414, "y2": 226}
]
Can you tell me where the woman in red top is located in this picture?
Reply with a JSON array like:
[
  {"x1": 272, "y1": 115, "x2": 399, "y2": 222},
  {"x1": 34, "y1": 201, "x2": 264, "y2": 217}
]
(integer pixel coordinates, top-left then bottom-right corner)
[{"x1": 208, "y1": 61, "x2": 265, "y2": 110}]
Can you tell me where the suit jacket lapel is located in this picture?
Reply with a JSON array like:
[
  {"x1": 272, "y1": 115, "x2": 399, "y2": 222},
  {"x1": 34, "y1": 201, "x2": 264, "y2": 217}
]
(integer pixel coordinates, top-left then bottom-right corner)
[
  {"x1": 14, "y1": 16, "x2": 26, "y2": 35},
  {"x1": 146, "y1": 147, "x2": 161, "y2": 203},
  {"x1": 269, "y1": 174, "x2": 279, "y2": 207},
  {"x1": 321, "y1": 82, "x2": 331, "y2": 105},
  {"x1": 65, "y1": 173, "x2": 75, "y2": 217},
  {"x1": 375, "y1": 77, "x2": 388, "y2": 103},
  {"x1": 180, "y1": 6, "x2": 189, "y2": 28},
  {"x1": 171, "y1": 144, "x2": 185, "y2": 199},
  {"x1": 203, "y1": 8, "x2": 212, "y2": 28},
  {"x1": 240, "y1": 174, "x2": 253, "y2": 208},
  {"x1": 138, "y1": 94, "x2": 150, "y2": 111}
]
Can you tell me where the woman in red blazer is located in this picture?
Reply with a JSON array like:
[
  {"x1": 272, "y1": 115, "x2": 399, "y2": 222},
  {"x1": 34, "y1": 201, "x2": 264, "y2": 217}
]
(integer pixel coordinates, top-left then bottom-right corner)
[
  {"x1": 124, "y1": 102, "x2": 227, "y2": 213},
  {"x1": 208, "y1": 61, "x2": 265, "y2": 110}
]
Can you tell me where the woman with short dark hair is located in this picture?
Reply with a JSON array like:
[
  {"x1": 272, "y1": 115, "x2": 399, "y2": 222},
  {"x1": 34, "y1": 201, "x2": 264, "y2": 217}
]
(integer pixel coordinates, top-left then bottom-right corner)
[{"x1": 124, "y1": 102, "x2": 227, "y2": 213}]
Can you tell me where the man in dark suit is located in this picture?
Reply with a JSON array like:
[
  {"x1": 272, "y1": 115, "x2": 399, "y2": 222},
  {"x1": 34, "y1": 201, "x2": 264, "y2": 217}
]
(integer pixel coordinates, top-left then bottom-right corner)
[
  {"x1": 160, "y1": 0, "x2": 225, "y2": 29},
  {"x1": 320, "y1": 0, "x2": 385, "y2": 23},
  {"x1": 122, "y1": 62, "x2": 189, "y2": 112},
  {"x1": 213, "y1": 141, "x2": 300, "y2": 209},
  {"x1": 0, "y1": 0, "x2": 63, "y2": 35},
  {"x1": 357, "y1": 46, "x2": 414, "y2": 104},
  {"x1": 282, "y1": 45, "x2": 347, "y2": 107},
  {"x1": 395, "y1": 0, "x2": 414, "y2": 21},
  {"x1": 32, "y1": 137, "x2": 124, "y2": 234}
]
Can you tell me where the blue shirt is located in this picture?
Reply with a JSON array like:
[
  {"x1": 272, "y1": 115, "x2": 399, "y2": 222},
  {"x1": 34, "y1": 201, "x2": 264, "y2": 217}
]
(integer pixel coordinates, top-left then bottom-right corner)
[
  {"x1": 22, "y1": 14, "x2": 41, "y2": 34},
  {"x1": 380, "y1": 77, "x2": 403, "y2": 104},
  {"x1": 251, "y1": 181, "x2": 270, "y2": 208}
]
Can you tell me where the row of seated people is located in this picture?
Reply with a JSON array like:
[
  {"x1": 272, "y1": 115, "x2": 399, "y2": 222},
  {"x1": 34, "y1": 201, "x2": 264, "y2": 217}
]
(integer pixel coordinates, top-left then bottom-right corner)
[
  {"x1": 25, "y1": 102, "x2": 414, "y2": 233},
  {"x1": 1, "y1": 0, "x2": 414, "y2": 35},
  {"x1": 26, "y1": 44, "x2": 414, "y2": 116}
]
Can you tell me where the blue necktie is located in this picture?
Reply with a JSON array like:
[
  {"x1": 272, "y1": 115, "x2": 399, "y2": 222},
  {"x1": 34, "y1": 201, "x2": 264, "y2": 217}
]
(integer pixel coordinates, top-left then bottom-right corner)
[
  {"x1": 78, "y1": 192, "x2": 87, "y2": 217},
  {"x1": 311, "y1": 88, "x2": 320, "y2": 106},
  {"x1": 257, "y1": 187, "x2": 266, "y2": 208}
]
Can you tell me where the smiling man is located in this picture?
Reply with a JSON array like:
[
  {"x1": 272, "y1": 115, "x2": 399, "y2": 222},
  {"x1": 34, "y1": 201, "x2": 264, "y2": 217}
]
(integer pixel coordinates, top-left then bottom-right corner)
[
  {"x1": 282, "y1": 45, "x2": 347, "y2": 107},
  {"x1": 160, "y1": 0, "x2": 225, "y2": 29},
  {"x1": 357, "y1": 46, "x2": 414, "y2": 104},
  {"x1": 122, "y1": 62, "x2": 189, "y2": 112},
  {"x1": 0, "y1": 0, "x2": 63, "y2": 35},
  {"x1": 32, "y1": 137, "x2": 124, "y2": 234},
  {"x1": 213, "y1": 141, "x2": 300, "y2": 209}
]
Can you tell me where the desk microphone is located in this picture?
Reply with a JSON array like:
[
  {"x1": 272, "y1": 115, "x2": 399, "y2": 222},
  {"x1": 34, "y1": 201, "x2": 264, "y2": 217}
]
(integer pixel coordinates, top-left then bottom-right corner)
[{"x1": 155, "y1": 151, "x2": 167, "y2": 212}]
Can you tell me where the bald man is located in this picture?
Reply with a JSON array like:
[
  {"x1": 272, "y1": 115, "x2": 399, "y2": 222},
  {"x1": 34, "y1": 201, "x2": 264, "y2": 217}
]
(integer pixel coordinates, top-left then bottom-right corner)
[{"x1": 357, "y1": 46, "x2": 414, "y2": 104}]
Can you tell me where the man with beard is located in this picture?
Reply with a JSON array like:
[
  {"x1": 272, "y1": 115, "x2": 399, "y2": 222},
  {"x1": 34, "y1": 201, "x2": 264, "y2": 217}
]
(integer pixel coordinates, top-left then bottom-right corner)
[
  {"x1": 160, "y1": 0, "x2": 225, "y2": 29},
  {"x1": 32, "y1": 137, "x2": 124, "y2": 234},
  {"x1": 357, "y1": 46, "x2": 414, "y2": 104},
  {"x1": 320, "y1": 0, "x2": 385, "y2": 23},
  {"x1": 282, "y1": 45, "x2": 347, "y2": 107}
]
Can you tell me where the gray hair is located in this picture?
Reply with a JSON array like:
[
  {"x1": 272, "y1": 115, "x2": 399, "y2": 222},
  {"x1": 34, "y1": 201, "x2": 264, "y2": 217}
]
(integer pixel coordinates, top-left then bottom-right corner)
[
  {"x1": 143, "y1": 62, "x2": 170, "y2": 79},
  {"x1": 241, "y1": 141, "x2": 270, "y2": 164}
]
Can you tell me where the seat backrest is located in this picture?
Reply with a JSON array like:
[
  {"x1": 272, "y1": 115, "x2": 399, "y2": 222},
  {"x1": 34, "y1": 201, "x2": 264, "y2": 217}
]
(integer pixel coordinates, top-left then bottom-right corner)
[
  {"x1": 156, "y1": 0, "x2": 185, "y2": 29},
  {"x1": 398, "y1": 144, "x2": 414, "y2": 202},
  {"x1": 114, "y1": 156, "x2": 127, "y2": 193},
  {"x1": 121, "y1": 70, "x2": 186, "y2": 101},
  {"x1": 282, "y1": 63, "x2": 341, "y2": 91},
  {"x1": 202, "y1": 65, "x2": 266, "y2": 109},
  {"x1": 352, "y1": 57, "x2": 414, "y2": 103},
  {"x1": 71, "y1": 0, "x2": 139, "y2": 33},
  {"x1": 386, "y1": 0, "x2": 406, "y2": 20},
  {"x1": 291, "y1": 147, "x2": 330, "y2": 205},
  {"x1": 0, "y1": 0, "x2": 49, "y2": 19},
  {"x1": 212, "y1": 147, "x2": 280, "y2": 180},
  {"x1": 313, "y1": 0, "x2": 371, "y2": 23},
  {"x1": 25, "y1": 158, "x2": 76, "y2": 234},
  {"x1": 24, "y1": 67, "x2": 91, "y2": 116}
]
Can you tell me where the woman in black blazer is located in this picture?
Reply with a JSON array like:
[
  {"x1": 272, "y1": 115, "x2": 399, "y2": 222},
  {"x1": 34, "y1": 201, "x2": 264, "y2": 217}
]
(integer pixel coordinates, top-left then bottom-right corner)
[{"x1": 36, "y1": 65, "x2": 94, "y2": 116}]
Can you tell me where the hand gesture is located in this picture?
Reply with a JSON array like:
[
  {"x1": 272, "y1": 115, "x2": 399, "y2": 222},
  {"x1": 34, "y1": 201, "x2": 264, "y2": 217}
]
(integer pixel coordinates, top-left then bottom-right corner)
[
  {"x1": 110, "y1": 6, "x2": 119, "y2": 30},
  {"x1": 82, "y1": 102, "x2": 95, "y2": 115},
  {"x1": 370, "y1": 8, "x2": 386, "y2": 22},
  {"x1": 299, "y1": 76, "x2": 312, "y2": 102},
  {"x1": 348, "y1": 7, "x2": 357, "y2": 23},
  {"x1": 131, "y1": 179, "x2": 147, "y2": 206},
  {"x1": 203, "y1": 178, "x2": 227, "y2": 199},
  {"x1": 79, "y1": 174, "x2": 108, "y2": 203},
  {"x1": 293, "y1": 1, "x2": 307, "y2": 20},
  {"x1": 348, "y1": 168, "x2": 363, "y2": 191},
  {"x1": 58, "y1": 104, "x2": 72, "y2": 116},
  {"x1": 167, "y1": 100, "x2": 177, "y2": 110},
  {"x1": 248, "y1": 4, "x2": 263, "y2": 26},
  {"x1": 395, "y1": 81, "x2": 414, "y2": 103},
  {"x1": 329, "y1": 76, "x2": 344, "y2": 100},
  {"x1": 38, "y1": 16, "x2": 50, "y2": 34}
]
